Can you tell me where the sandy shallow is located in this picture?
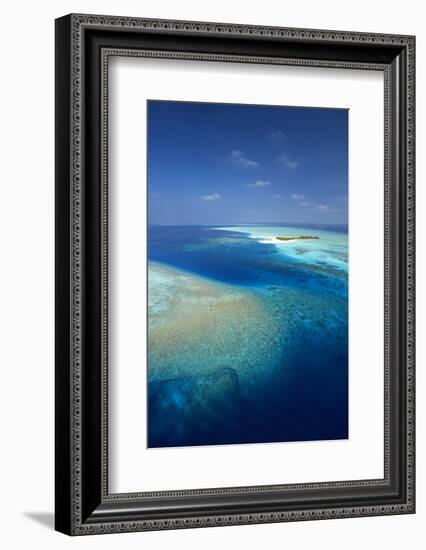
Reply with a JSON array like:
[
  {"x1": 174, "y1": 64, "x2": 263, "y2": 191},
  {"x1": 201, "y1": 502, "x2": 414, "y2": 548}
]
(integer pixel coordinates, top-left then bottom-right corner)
[
  {"x1": 148, "y1": 262, "x2": 283, "y2": 389},
  {"x1": 213, "y1": 225, "x2": 348, "y2": 273}
]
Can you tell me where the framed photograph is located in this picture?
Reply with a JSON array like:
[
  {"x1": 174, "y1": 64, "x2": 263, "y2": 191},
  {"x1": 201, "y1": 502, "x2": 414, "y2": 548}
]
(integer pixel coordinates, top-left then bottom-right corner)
[{"x1": 55, "y1": 14, "x2": 415, "y2": 535}]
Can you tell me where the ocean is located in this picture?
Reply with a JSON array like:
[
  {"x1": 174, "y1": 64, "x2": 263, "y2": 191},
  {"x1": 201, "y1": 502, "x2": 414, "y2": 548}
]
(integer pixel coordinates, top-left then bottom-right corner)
[{"x1": 147, "y1": 224, "x2": 348, "y2": 448}]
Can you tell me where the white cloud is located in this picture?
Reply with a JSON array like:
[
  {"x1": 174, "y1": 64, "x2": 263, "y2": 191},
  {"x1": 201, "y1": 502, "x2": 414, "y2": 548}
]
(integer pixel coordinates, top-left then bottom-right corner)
[
  {"x1": 300, "y1": 201, "x2": 311, "y2": 207},
  {"x1": 335, "y1": 195, "x2": 348, "y2": 203},
  {"x1": 272, "y1": 194, "x2": 283, "y2": 199},
  {"x1": 201, "y1": 193, "x2": 222, "y2": 201},
  {"x1": 230, "y1": 150, "x2": 259, "y2": 168},
  {"x1": 247, "y1": 180, "x2": 271, "y2": 188},
  {"x1": 314, "y1": 205, "x2": 342, "y2": 213},
  {"x1": 278, "y1": 153, "x2": 298, "y2": 169},
  {"x1": 291, "y1": 193, "x2": 305, "y2": 200},
  {"x1": 269, "y1": 130, "x2": 286, "y2": 143}
]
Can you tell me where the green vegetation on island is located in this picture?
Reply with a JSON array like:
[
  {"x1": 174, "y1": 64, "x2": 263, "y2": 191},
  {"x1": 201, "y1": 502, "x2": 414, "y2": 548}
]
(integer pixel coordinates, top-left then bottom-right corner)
[{"x1": 276, "y1": 235, "x2": 320, "y2": 241}]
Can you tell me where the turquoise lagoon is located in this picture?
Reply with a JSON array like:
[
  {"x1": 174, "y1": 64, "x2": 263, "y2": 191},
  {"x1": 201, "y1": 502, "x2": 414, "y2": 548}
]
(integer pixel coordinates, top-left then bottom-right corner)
[{"x1": 147, "y1": 224, "x2": 348, "y2": 448}]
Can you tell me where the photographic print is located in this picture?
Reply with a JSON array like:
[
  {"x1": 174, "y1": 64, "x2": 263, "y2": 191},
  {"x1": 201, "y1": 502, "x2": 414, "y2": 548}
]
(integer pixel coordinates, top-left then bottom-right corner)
[{"x1": 147, "y1": 100, "x2": 348, "y2": 449}]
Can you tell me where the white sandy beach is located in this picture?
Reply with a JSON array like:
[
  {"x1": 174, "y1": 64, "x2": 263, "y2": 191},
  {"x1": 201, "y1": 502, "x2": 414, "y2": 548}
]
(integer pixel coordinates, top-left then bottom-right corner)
[{"x1": 257, "y1": 237, "x2": 299, "y2": 245}]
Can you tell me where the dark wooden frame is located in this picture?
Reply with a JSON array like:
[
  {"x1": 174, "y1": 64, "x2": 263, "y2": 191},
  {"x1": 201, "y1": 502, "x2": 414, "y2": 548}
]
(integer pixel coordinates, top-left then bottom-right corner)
[{"x1": 55, "y1": 13, "x2": 415, "y2": 535}]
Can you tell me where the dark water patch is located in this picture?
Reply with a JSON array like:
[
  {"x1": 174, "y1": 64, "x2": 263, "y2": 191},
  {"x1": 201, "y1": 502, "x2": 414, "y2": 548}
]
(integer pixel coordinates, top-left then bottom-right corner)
[
  {"x1": 148, "y1": 346, "x2": 348, "y2": 448},
  {"x1": 148, "y1": 225, "x2": 346, "y2": 298}
]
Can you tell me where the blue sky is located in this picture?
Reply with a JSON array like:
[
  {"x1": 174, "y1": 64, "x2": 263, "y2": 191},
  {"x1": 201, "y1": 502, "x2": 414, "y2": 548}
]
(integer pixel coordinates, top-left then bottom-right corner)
[{"x1": 147, "y1": 100, "x2": 348, "y2": 225}]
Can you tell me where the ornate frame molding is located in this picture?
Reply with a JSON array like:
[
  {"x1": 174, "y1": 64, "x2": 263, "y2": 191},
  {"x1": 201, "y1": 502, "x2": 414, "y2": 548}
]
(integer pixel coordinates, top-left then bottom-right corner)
[{"x1": 55, "y1": 14, "x2": 415, "y2": 535}]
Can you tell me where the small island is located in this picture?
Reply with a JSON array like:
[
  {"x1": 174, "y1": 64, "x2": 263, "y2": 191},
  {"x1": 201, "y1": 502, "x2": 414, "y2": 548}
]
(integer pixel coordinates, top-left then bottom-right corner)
[{"x1": 276, "y1": 235, "x2": 320, "y2": 241}]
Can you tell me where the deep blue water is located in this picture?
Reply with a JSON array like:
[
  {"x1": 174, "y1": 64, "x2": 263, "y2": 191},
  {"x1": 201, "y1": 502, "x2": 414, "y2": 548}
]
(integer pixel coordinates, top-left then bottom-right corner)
[{"x1": 147, "y1": 224, "x2": 348, "y2": 448}]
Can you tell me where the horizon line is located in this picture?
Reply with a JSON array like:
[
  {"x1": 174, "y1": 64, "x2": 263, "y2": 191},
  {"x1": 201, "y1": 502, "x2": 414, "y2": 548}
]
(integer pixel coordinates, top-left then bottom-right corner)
[{"x1": 147, "y1": 222, "x2": 348, "y2": 226}]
